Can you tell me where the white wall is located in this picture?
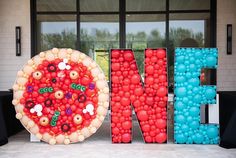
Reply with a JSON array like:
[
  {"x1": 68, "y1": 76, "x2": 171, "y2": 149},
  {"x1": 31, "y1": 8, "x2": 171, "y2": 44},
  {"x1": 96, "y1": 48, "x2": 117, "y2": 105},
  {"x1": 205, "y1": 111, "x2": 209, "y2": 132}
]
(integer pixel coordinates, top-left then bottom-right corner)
[
  {"x1": 0, "y1": 0, "x2": 31, "y2": 91},
  {"x1": 217, "y1": 0, "x2": 236, "y2": 91}
]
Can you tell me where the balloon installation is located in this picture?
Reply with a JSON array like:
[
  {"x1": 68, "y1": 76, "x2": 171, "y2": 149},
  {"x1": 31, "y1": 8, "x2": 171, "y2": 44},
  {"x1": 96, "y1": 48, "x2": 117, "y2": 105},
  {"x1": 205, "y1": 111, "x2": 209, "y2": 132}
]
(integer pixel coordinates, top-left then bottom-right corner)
[
  {"x1": 174, "y1": 48, "x2": 219, "y2": 144},
  {"x1": 12, "y1": 48, "x2": 109, "y2": 144},
  {"x1": 111, "y1": 49, "x2": 168, "y2": 143}
]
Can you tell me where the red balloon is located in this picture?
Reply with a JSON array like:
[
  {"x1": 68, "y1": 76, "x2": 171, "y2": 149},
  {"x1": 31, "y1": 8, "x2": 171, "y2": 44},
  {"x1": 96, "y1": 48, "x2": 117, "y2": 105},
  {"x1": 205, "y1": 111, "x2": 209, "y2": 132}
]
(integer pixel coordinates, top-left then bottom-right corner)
[
  {"x1": 145, "y1": 49, "x2": 153, "y2": 57},
  {"x1": 122, "y1": 109, "x2": 131, "y2": 117},
  {"x1": 131, "y1": 74, "x2": 140, "y2": 84},
  {"x1": 112, "y1": 103, "x2": 120, "y2": 112},
  {"x1": 146, "y1": 65, "x2": 154, "y2": 74},
  {"x1": 123, "y1": 85, "x2": 130, "y2": 91},
  {"x1": 134, "y1": 87, "x2": 143, "y2": 96},
  {"x1": 122, "y1": 121, "x2": 132, "y2": 130},
  {"x1": 112, "y1": 76, "x2": 119, "y2": 84},
  {"x1": 156, "y1": 119, "x2": 166, "y2": 129},
  {"x1": 145, "y1": 136, "x2": 153, "y2": 143},
  {"x1": 123, "y1": 78, "x2": 130, "y2": 85},
  {"x1": 157, "y1": 59, "x2": 164, "y2": 66},
  {"x1": 122, "y1": 133, "x2": 131, "y2": 143},
  {"x1": 124, "y1": 51, "x2": 134, "y2": 62},
  {"x1": 112, "y1": 127, "x2": 120, "y2": 135},
  {"x1": 123, "y1": 62, "x2": 130, "y2": 68},
  {"x1": 133, "y1": 100, "x2": 141, "y2": 108},
  {"x1": 151, "y1": 56, "x2": 158, "y2": 63},
  {"x1": 137, "y1": 110, "x2": 148, "y2": 121},
  {"x1": 81, "y1": 76, "x2": 90, "y2": 85},
  {"x1": 130, "y1": 64, "x2": 137, "y2": 70},
  {"x1": 159, "y1": 75, "x2": 167, "y2": 82},
  {"x1": 156, "y1": 49, "x2": 166, "y2": 59},
  {"x1": 142, "y1": 124, "x2": 150, "y2": 132},
  {"x1": 112, "y1": 116, "x2": 119, "y2": 123},
  {"x1": 158, "y1": 100, "x2": 167, "y2": 108},
  {"x1": 155, "y1": 133, "x2": 167, "y2": 143},
  {"x1": 112, "y1": 50, "x2": 120, "y2": 59},
  {"x1": 112, "y1": 63, "x2": 120, "y2": 71},
  {"x1": 145, "y1": 76, "x2": 154, "y2": 85},
  {"x1": 157, "y1": 86, "x2": 167, "y2": 97},
  {"x1": 146, "y1": 96, "x2": 154, "y2": 105},
  {"x1": 120, "y1": 97, "x2": 130, "y2": 106}
]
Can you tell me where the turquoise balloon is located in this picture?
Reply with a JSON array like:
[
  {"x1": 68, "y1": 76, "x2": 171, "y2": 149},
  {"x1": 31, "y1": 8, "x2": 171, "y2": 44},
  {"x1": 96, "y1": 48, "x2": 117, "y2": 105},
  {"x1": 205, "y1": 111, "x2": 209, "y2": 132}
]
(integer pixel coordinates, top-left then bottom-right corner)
[
  {"x1": 205, "y1": 87, "x2": 216, "y2": 100},
  {"x1": 187, "y1": 137, "x2": 193, "y2": 144},
  {"x1": 175, "y1": 87, "x2": 187, "y2": 97},
  {"x1": 206, "y1": 55, "x2": 217, "y2": 67},
  {"x1": 189, "y1": 64, "x2": 197, "y2": 72},
  {"x1": 181, "y1": 124, "x2": 189, "y2": 132},
  {"x1": 175, "y1": 76, "x2": 186, "y2": 83},
  {"x1": 176, "y1": 55, "x2": 185, "y2": 63},
  {"x1": 186, "y1": 116, "x2": 193, "y2": 123},
  {"x1": 186, "y1": 72, "x2": 192, "y2": 79},
  {"x1": 175, "y1": 134, "x2": 187, "y2": 143},
  {"x1": 193, "y1": 94, "x2": 201, "y2": 103},
  {"x1": 195, "y1": 50, "x2": 202, "y2": 59},
  {"x1": 190, "y1": 121, "x2": 199, "y2": 130},
  {"x1": 175, "y1": 101, "x2": 185, "y2": 110},
  {"x1": 188, "y1": 78, "x2": 200, "y2": 87},
  {"x1": 207, "y1": 125, "x2": 219, "y2": 139},
  {"x1": 182, "y1": 97, "x2": 189, "y2": 103},
  {"x1": 193, "y1": 133, "x2": 204, "y2": 144},
  {"x1": 175, "y1": 114, "x2": 185, "y2": 124},
  {"x1": 192, "y1": 87, "x2": 200, "y2": 93},
  {"x1": 189, "y1": 107, "x2": 200, "y2": 117},
  {"x1": 177, "y1": 64, "x2": 186, "y2": 73}
]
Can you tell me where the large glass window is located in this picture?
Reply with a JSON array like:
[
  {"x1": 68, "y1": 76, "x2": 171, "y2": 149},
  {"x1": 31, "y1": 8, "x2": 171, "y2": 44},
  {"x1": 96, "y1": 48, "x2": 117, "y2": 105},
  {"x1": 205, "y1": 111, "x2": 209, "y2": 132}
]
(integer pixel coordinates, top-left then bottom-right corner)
[
  {"x1": 80, "y1": 15, "x2": 119, "y2": 79},
  {"x1": 34, "y1": 0, "x2": 215, "y2": 86},
  {"x1": 36, "y1": 15, "x2": 76, "y2": 53},
  {"x1": 168, "y1": 13, "x2": 210, "y2": 84},
  {"x1": 126, "y1": 14, "x2": 166, "y2": 75}
]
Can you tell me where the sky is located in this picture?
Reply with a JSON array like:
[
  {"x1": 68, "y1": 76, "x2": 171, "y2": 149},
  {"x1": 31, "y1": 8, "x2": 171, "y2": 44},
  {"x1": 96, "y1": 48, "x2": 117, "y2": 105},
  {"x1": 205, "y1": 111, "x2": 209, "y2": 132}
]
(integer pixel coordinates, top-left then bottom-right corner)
[{"x1": 41, "y1": 20, "x2": 205, "y2": 37}]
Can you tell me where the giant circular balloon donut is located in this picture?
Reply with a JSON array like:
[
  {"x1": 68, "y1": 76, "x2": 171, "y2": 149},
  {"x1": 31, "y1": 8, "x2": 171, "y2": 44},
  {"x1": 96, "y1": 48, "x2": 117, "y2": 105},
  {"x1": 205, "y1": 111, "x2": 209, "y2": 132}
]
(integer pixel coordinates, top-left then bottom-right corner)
[{"x1": 12, "y1": 48, "x2": 109, "y2": 144}]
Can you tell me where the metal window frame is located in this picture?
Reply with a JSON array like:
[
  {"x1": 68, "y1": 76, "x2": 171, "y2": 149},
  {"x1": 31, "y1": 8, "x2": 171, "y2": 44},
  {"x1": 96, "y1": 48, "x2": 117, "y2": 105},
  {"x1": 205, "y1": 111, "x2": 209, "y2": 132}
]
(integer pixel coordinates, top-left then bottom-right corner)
[
  {"x1": 31, "y1": 0, "x2": 217, "y2": 123},
  {"x1": 31, "y1": 0, "x2": 216, "y2": 54},
  {"x1": 30, "y1": 0, "x2": 217, "y2": 86}
]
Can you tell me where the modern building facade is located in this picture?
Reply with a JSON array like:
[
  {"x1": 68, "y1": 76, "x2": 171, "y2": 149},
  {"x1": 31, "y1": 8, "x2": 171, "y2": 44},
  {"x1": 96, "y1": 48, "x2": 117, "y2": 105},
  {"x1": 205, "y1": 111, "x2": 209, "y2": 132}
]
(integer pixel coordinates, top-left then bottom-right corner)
[{"x1": 0, "y1": 0, "x2": 235, "y2": 92}]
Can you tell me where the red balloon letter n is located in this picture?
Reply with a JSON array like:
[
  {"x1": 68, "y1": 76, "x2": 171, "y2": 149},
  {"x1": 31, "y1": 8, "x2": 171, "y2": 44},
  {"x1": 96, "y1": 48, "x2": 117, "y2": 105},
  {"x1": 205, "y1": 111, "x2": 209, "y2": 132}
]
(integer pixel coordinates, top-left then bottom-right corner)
[{"x1": 111, "y1": 49, "x2": 168, "y2": 143}]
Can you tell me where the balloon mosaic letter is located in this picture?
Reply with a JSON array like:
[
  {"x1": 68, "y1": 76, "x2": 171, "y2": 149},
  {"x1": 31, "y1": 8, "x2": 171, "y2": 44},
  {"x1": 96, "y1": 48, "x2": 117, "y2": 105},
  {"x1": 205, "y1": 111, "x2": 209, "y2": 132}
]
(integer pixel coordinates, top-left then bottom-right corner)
[
  {"x1": 111, "y1": 49, "x2": 168, "y2": 143},
  {"x1": 12, "y1": 48, "x2": 109, "y2": 144},
  {"x1": 174, "y1": 48, "x2": 219, "y2": 144}
]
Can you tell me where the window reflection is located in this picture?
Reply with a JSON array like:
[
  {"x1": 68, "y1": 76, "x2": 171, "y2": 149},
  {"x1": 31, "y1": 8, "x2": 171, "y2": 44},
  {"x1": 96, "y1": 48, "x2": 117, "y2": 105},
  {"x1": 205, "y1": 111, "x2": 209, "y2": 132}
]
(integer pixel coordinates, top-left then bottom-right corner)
[
  {"x1": 37, "y1": 15, "x2": 76, "y2": 53},
  {"x1": 126, "y1": 14, "x2": 166, "y2": 76},
  {"x1": 168, "y1": 13, "x2": 210, "y2": 88},
  {"x1": 80, "y1": 15, "x2": 119, "y2": 79}
]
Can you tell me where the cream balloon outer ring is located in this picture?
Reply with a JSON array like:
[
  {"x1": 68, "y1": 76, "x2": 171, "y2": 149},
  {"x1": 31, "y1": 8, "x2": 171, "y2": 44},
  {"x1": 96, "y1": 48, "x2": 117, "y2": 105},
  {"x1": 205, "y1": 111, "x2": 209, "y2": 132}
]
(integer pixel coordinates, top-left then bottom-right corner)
[{"x1": 12, "y1": 48, "x2": 110, "y2": 145}]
